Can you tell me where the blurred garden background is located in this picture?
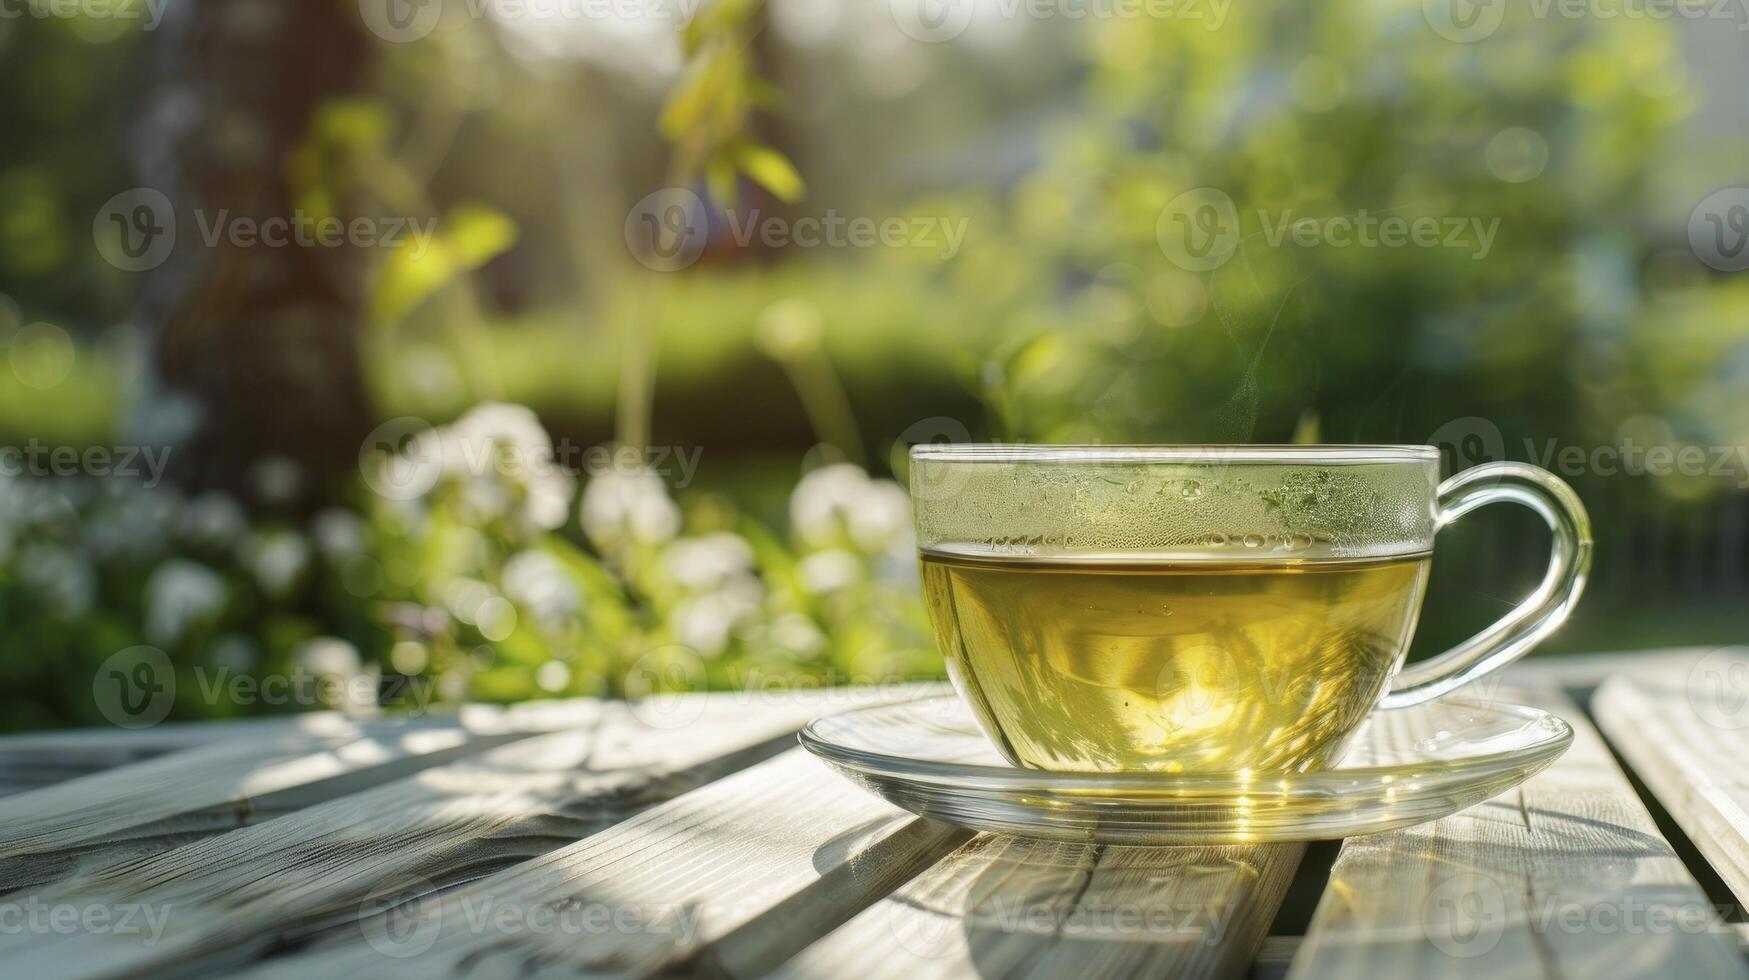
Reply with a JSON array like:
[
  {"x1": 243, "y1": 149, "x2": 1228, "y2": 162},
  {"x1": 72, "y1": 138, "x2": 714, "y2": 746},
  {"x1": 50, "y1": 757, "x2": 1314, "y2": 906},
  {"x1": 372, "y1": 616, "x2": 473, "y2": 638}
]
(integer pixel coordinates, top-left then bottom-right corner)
[{"x1": 0, "y1": 0, "x2": 1745, "y2": 729}]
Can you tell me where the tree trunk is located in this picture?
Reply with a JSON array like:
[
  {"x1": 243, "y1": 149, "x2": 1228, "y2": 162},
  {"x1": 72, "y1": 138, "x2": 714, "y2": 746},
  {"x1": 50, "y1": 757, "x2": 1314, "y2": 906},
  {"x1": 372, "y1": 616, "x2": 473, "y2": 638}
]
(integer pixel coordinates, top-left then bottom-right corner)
[{"x1": 132, "y1": 0, "x2": 375, "y2": 508}]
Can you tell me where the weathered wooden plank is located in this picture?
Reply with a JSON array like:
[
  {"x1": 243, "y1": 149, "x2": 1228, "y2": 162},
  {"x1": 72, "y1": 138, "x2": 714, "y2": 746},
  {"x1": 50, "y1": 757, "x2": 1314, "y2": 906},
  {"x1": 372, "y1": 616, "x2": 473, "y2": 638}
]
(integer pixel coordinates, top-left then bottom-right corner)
[
  {"x1": 1250, "y1": 936, "x2": 1301, "y2": 980},
  {"x1": 1288, "y1": 686, "x2": 1746, "y2": 980},
  {"x1": 773, "y1": 834, "x2": 1304, "y2": 980},
  {"x1": 223, "y1": 749, "x2": 965, "y2": 980},
  {"x1": 0, "y1": 689, "x2": 942, "y2": 979},
  {"x1": 1504, "y1": 647, "x2": 1732, "y2": 701},
  {"x1": 0, "y1": 699, "x2": 624, "y2": 799},
  {"x1": 1592, "y1": 653, "x2": 1749, "y2": 907},
  {"x1": 0, "y1": 723, "x2": 542, "y2": 892}
]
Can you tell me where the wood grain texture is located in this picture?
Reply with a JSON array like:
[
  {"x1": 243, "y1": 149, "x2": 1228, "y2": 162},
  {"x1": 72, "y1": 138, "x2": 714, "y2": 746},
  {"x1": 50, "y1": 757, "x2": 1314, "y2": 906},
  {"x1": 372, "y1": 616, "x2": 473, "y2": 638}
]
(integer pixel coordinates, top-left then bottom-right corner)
[
  {"x1": 0, "y1": 699, "x2": 619, "y2": 798},
  {"x1": 773, "y1": 834, "x2": 1304, "y2": 980},
  {"x1": 1501, "y1": 648, "x2": 1724, "y2": 696},
  {"x1": 0, "y1": 689, "x2": 939, "y2": 979},
  {"x1": 1288, "y1": 685, "x2": 1747, "y2": 980},
  {"x1": 227, "y1": 748, "x2": 966, "y2": 980},
  {"x1": 1592, "y1": 652, "x2": 1749, "y2": 906},
  {"x1": 0, "y1": 724, "x2": 540, "y2": 892}
]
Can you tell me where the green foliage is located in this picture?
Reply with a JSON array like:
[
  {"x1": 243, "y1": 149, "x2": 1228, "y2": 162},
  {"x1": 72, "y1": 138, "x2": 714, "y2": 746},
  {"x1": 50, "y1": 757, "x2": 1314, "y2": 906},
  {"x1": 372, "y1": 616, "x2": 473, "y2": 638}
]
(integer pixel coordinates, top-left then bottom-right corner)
[{"x1": 660, "y1": 0, "x2": 805, "y2": 205}]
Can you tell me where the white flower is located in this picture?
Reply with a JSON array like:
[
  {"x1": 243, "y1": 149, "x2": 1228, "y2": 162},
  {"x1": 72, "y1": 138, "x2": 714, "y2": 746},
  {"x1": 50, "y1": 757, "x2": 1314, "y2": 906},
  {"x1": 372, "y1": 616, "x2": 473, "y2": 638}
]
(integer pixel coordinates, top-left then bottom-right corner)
[
  {"x1": 298, "y1": 636, "x2": 361, "y2": 676},
  {"x1": 797, "y1": 548, "x2": 861, "y2": 594},
  {"x1": 661, "y1": 532, "x2": 755, "y2": 591},
  {"x1": 20, "y1": 542, "x2": 95, "y2": 617},
  {"x1": 502, "y1": 549, "x2": 582, "y2": 631},
  {"x1": 581, "y1": 470, "x2": 681, "y2": 551},
  {"x1": 311, "y1": 508, "x2": 367, "y2": 561},
  {"x1": 295, "y1": 637, "x2": 376, "y2": 714},
  {"x1": 144, "y1": 559, "x2": 229, "y2": 646},
  {"x1": 520, "y1": 469, "x2": 574, "y2": 536},
  {"x1": 441, "y1": 403, "x2": 576, "y2": 539},
  {"x1": 667, "y1": 576, "x2": 763, "y2": 658},
  {"x1": 535, "y1": 660, "x2": 571, "y2": 693},
  {"x1": 443, "y1": 577, "x2": 496, "y2": 625},
  {"x1": 177, "y1": 492, "x2": 247, "y2": 549},
  {"x1": 790, "y1": 464, "x2": 868, "y2": 548},
  {"x1": 769, "y1": 612, "x2": 827, "y2": 657},
  {"x1": 790, "y1": 464, "x2": 914, "y2": 555},
  {"x1": 442, "y1": 403, "x2": 553, "y2": 478},
  {"x1": 239, "y1": 529, "x2": 311, "y2": 599},
  {"x1": 849, "y1": 480, "x2": 914, "y2": 555}
]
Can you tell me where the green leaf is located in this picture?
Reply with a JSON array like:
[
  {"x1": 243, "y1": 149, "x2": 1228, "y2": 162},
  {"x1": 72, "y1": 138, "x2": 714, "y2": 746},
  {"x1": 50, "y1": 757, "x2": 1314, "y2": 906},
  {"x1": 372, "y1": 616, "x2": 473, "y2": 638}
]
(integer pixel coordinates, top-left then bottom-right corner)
[
  {"x1": 445, "y1": 203, "x2": 519, "y2": 268},
  {"x1": 707, "y1": 155, "x2": 740, "y2": 210},
  {"x1": 735, "y1": 143, "x2": 806, "y2": 203}
]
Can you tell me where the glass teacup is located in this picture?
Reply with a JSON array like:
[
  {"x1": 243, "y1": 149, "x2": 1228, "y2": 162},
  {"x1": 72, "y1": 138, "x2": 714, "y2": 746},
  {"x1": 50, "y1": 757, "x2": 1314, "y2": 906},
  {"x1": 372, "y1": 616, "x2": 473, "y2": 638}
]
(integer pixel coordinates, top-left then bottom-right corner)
[{"x1": 910, "y1": 445, "x2": 1591, "y2": 773}]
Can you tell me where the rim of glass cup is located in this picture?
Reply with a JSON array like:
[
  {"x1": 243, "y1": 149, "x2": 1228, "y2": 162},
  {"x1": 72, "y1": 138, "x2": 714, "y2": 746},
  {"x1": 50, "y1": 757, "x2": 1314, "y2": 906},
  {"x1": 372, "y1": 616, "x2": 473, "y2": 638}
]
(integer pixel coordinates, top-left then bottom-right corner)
[{"x1": 908, "y1": 444, "x2": 1440, "y2": 464}]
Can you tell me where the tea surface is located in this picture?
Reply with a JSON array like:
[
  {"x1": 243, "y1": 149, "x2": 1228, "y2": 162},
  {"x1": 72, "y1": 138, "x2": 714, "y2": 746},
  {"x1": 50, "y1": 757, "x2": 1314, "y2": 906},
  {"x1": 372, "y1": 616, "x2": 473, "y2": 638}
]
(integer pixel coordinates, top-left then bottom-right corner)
[{"x1": 921, "y1": 552, "x2": 1430, "y2": 772}]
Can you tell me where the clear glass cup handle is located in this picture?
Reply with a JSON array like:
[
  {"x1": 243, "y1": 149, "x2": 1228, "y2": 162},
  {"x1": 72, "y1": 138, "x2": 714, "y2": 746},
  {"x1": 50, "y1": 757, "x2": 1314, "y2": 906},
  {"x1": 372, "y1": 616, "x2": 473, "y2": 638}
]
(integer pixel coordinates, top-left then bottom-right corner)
[{"x1": 1377, "y1": 462, "x2": 1594, "y2": 710}]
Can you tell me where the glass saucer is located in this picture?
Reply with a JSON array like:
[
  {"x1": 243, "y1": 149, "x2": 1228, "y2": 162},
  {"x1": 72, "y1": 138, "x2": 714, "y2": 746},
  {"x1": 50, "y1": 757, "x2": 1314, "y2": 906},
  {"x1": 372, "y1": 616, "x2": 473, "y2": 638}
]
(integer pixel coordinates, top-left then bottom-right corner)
[{"x1": 798, "y1": 695, "x2": 1572, "y2": 844}]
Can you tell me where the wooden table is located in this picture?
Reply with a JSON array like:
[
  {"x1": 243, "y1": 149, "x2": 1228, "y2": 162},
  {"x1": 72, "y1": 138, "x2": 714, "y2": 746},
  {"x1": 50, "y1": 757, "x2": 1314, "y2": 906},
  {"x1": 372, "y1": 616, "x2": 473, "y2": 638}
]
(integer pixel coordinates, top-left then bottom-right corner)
[{"x1": 4, "y1": 647, "x2": 1749, "y2": 979}]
